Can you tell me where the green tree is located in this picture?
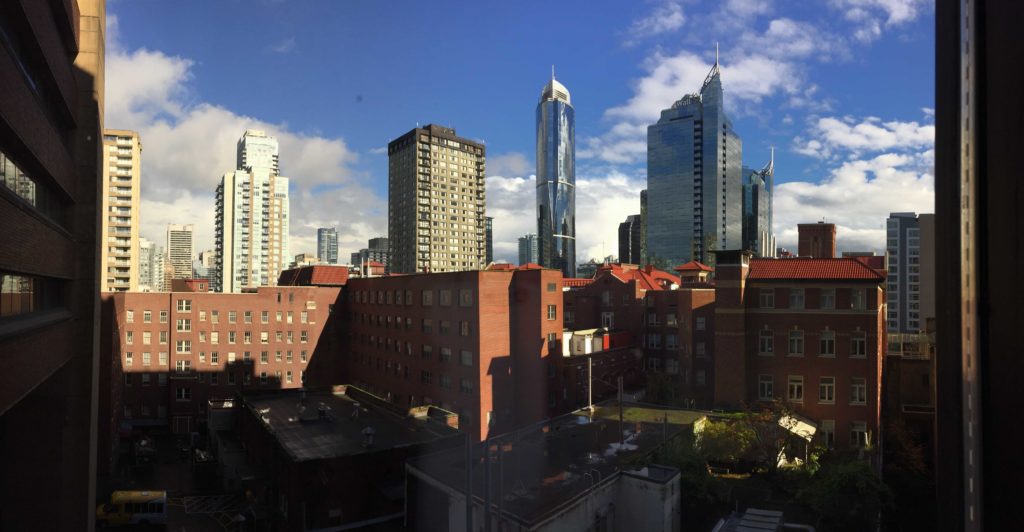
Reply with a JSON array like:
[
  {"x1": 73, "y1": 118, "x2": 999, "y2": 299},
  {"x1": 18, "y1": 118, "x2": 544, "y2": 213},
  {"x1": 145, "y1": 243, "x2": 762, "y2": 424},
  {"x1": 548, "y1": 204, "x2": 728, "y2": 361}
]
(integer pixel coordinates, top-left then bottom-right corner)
[
  {"x1": 798, "y1": 458, "x2": 893, "y2": 532},
  {"x1": 696, "y1": 419, "x2": 756, "y2": 464}
]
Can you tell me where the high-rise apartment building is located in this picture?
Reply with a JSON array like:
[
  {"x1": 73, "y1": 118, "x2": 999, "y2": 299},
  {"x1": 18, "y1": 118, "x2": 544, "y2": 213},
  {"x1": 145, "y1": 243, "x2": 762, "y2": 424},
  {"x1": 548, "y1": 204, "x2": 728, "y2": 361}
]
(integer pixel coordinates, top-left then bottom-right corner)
[
  {"x1": 0, "y1": 0, "x2": 105, "y2": 528},
  {"x1": 387, "y1": 124, "x2": 486, "y2": 274},
  {"x1": 640, "y1": 189, "x2": 648, "y2": 265},
  {"x1": 518, "y1": 233, "x2": 539, "y2": 265},
  {"x1": 166, "y1": 223, "x2": 194, "y2": 280},
  {"x1": 137, "y1": 238, "x2": 165, "y2": 291},
  {"x1": 317, "y1": 227, "x2": 339, "y2": 264},
  {"x1": 485, "y1": 216, "x2": 494, "y2": 264},
  {"x1": 536, "y1": 73, "x2": 576, "y2": 277},
  {"x1": 618, "y1": 215, "x2": 642, "y2": 264},
  {"x1": 741, "y1": 151, "x2": 776, "y2": 257},
  {"x1": 215, "y1": 130, "x2": 290, "y2": 292},
  {"x1": 100, "y1": 129, "x2": 141, "y2": 291},
  {"x1": 350, "y1": 236, "x2": 390, "y2": 271},
  {"x1": 647, "y1": 54, "x2": 742, "y2": 267},
  {"x1": 886, "y1": 213, "x2": 934, "y2": 333}
]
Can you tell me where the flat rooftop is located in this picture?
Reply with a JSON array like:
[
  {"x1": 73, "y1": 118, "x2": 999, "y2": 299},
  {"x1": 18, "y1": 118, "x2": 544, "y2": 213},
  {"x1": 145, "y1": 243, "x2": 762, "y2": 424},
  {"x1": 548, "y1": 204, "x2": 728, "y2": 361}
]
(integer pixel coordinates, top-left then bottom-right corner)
[
  {"x1": 407, "y1": 401, "x2": 691, "y2": 527},
  {"x1": 243, "y1": 387, "x2": 459, "y2": 462}
]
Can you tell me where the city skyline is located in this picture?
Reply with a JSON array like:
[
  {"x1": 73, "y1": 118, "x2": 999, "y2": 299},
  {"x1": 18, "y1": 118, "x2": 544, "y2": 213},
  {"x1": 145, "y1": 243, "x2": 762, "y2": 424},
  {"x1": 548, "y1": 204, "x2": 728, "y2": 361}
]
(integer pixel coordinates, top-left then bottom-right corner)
[{"x1": 109, "y1": 1, "x2": 934, "y2": 265}]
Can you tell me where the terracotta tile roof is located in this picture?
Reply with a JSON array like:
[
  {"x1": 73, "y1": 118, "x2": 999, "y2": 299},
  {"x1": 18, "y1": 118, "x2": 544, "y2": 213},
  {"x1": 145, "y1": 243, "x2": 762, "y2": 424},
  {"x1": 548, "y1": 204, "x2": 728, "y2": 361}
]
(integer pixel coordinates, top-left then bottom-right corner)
[
  {"x1": 563, "y1": 278, "x2": 593, "y2": 287},
  {"x1": 517, "y1": 263, "x2": 544, "y2": 270},
  {"x1": 852, "y1": 255, "x2": 886, "y2": 271},
  {"x1": 675, "y1": 260, "x2": 713, "y2": 272},
  {"x1": 748, "y1": 258, "x2": 885, "y2": 281},
  {"x1": 277, "y1": 265, "x2": 350, "y2": 286},
  {"x1": 597, "y1": 263, "x2": 679, "y2": 291}
]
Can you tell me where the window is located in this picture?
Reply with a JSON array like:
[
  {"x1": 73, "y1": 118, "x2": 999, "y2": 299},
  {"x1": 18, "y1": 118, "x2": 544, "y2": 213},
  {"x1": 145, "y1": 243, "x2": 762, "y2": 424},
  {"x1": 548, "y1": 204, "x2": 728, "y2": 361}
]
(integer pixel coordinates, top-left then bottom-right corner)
[
  {"x1": 759, "y1": 288, "x2": 775, "y2": 308},
  {"x1": 440, "y1": 347, "x2": 452, "y2": 362},
  {"x1": 758, "y1": 375, "x2": 773, "y2": 400},
  {"x1": 228, "y1": 331, "x2": 236, "y2": 344},
  {"x1": 850, "y1": 378, "x2": 867, "y2": 405},
  {"x1": 126, "y1": 331, "x2": 133, "y2": 345},
  {"x1": 159, "y1": 352, "x2": 167, "y2": 365},
  {"x1": 601, "y1": 312, "x2": 614, "y2": 329},
  {"x1": 789, "y1": 288, "x2": 805, "y2": 309},
  {"x1": 228, "y1": 310, "x2": 237, "y2": 323},
  {"x1": 144, "y1": 310, "x2": 152, "y2": 323},
  {"x1": 244, "y1": 351, "x2": 251, "y2": 361},
  {"x1": 126, "y1": 310, "x2": 134, "y2": 323},
  {"x1": 287, "y1": 331, "x2": 293, "y2": 344},
  {"x1": 819, "y1": 330, "x2": 836, "y2": 357},
  {"x1": 300, "y1": 311, "x2": 308, "y2": 324},
  {"x1": 261, "y1": 311, "x2": 269, "y2": 324},
  {"x1": 159, "y1": 373, "x2": 167, "y2": 386},
  {"x1": 261, "y1": 351, "x2": 269, "y2": 364},
  {"x1": 788, "y1": 375, "x2": 804, "y2": 402},
  {"x1": 819, "y1": 377, "x2": 835, "y2": 404},
  {"x1": 421, "y1": 371, "x2": 433, "y2": 384},
  {"x1": 198, "y1": 352, "x2": 206, "y2": 364},
  {"x1": 199, "y1": 310, "x2": 206, "y2": 322},
  {"x1": 142, "y1": 352, "x2": 151, "y2": 366},
  {"x1": 422, "y1": 290, "x2": 433, "y2": 306},
  {"x1": 851, "y1": 332, "x2": 867, "y2": 357},
  {"x1": 125, "y1": 352, "x2": 133, "y2": 367},
  {"x1": 440, "y1": 320, "x2": 451, "y2": 334},
  {"x1": 287, "y1": 311, "x2": 293, "y2": 324},
  {"x1": 696, "y1": 316, "x2": 706, "y2": 331},
  {"x1": 244, "y1": 331, "x2": 252, "y2": 344},
  {"x1": 244, "y1": 310, "x2": 252, "y2": 324},
  {"x1": 286, "y1": 350, "x2": 293, "y2": 363},
  {"x1": 141, "y1": 374, "x2": 151, "y2": 386},
  {"x1": 285, "y1": 370, "x2": 293, "y2": 384},
  {"x1": 228, "y1": 352, "x2": 236, "y2": 363},
  {"x1": 647, "y1": 312, "x2": 659, "y2": 326},
  {"x1": 665, "y1": 334, "x2": 678, "y2": 350},
  {"x1": 142, "y1": 331, "x2": 151, "y2": 345},
  {"x1": 177, "y1": 299, "x2": 191, "y2": 312},
  {"x1": 695, "y1": 342, "x2": 706, "y2": 357},
  {"x1": 850, "y1": 421, "x2": 868, "y2": 447},
  {"x1": 422, "y1": 345, "x2": 432, "y2": 359},
  {"x1": 758, "y1": 330, "x2": 774, "y2": 355},
  {"x1": 175, "y1": 360, "x2": 191, "y2": 373},
  {"x1": 788, "y1": 330, "x2": 804, "y2": 356},
  {"x1": 440, "y1": 375, "x2": 451, "y2": 389},
  {"x1": 459, "y1": 289, "x2": 473, "y2": 306},
  {"x1": 646, "y1": 333, "x2": 661, "y2": 348},
  {"x1": 173, "y1": 387, "x2": 191, "y2": 401},
  {"x1": 547, "y1": 305, "x2": 557, "y2": 320},
  {"x1": 199, "y1": 331, "x2": 206, "y2": 343},
  {"x1": 276, "y1": 311, "x2": 282, "y2": 323},
  {"x1": 211, "y1": 352, "x2": 219, "y2": 364},
  {"x1": 176, "y1": 340, "x2": 191, "y2": 354},
  {"x1": 460, "y1": 350, "x2": 473, "y2": 366},
  {"x1": 124, "y1": 373, "x2": 132, "y2": 386},
  {"x1": 820, "y1": 288, "x2": 835, "y2": 310},
  {"x1": 210, "y1": 332, "x2": 219, "y2": 345},
  {"x1": 821, "y1": 420, "x2": 835, "y2": 448},
  {"x1": 460, "y1": 321, "x2": 470, "y2": 336},
  {"x1": 276, "y1": 351, "x2": 282, "y2": 362},
  {"x1": 459, "y1": 378, "x2": 473, "y2": 394},
  {"x1": 159, "y1": 331, "x2": 167, "y2": 344},
  {"x1": 666, "y1": 313, "x2": 677, "y2": 326},
  {"x1": 422, "y1": 319, "x2": 433, "y2": 333},
  {"x1": 439, "y1": 290, "x2": 452, "y2": 306},
  {"x1": 300, "y1": 331, "x2": 308, "y2": 343},
  {"x1": 260, "y1": 372, "x2": 268, "y2": 384},
  {"x1": 260, "y1": 332, "x2": 269, "y2": 344},
  {"x1": 176, "y1": 319, "x2": 191, "y2": 332},
  {"x1": 210, "y1": 373, "x2": 218, "y2": 386},
  {"x1": 851, "y1": 288, "x2": 865, "y2": 310},
  {"x1": 301, "y1": 350, "x2": 307, "y2": 363},
  {"x1": 696, "y1": 370, "x2": 706, "y2": 386}
]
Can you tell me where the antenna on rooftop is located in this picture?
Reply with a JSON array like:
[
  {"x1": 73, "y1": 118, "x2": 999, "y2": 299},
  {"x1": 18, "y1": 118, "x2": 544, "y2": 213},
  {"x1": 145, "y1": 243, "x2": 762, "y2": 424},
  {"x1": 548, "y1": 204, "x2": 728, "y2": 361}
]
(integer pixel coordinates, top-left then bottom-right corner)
[
  {"x1": 715, "y1": 42, "x2": 719, "y2": 65},
  {"x1": 552, "y1": 64, "x2": 555, "y2": 81}
]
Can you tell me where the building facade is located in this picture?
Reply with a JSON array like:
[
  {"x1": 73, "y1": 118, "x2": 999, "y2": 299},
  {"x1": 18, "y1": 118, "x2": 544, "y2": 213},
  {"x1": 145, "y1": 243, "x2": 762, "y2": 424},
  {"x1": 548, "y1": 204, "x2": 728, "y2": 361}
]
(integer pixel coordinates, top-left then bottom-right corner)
[
  {"x1": 886, "y1": 212, "x2": 934, "y2": 333},
  {"x1": 350, "y1": 236, "x2": 390, "y2": 271},
  {"x1": 344, "y1": 267, "x2": 563, "y2": 440},
  {"x1": 741, "y1": 151, "x2": 775, "y2": 257},
  {"x1": 647, "y1": 56, "x2": 742, "y2": 268},
  {"x1": 138, "y1": 237, "x2": 165, "y2": 292},
  {"x1": 797, "y1": 222, "x2": 836, "y2": 259},
  {"x1": 713, "y1": 251, "x2": 886, "y2": 450},
  {"x1": 100, "y1": 129, "x2": 141, "y2": 291},
  {"x1": 0, "y1": 0, "x2": 106, "y2": 528},
  {"x1": 536, "y1": 74, "x2": 576, "y2": 277},
  {"x1": 518, "y1": 233, "x2": 538, "y2": 265},
  {"x1": 317, "y1": 227, "x2": 339, "y2": 264},
  {"x1": 484, "y1": 216, "x2": 493, "y2": 264},
  {"x1": 387, "y1": 125, "x2": 486, "y2": 274},
  {"x1": 167, "y1": 223, "x2": 194, "y2": 280},
  {"x1": 618, "y1": 214, "x2": 642, "y2": 264},
  {"x1": 215, "y1": 130, "x2": 290, "y2": 292}
]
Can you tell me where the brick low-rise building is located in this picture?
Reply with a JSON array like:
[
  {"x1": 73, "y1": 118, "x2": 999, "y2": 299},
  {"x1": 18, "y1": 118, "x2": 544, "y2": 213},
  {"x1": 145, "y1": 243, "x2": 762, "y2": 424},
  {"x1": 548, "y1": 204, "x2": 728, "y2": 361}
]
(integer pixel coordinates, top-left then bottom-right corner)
[{"x1": 714, "y1": 250, "x2": 886, "y2": 449}]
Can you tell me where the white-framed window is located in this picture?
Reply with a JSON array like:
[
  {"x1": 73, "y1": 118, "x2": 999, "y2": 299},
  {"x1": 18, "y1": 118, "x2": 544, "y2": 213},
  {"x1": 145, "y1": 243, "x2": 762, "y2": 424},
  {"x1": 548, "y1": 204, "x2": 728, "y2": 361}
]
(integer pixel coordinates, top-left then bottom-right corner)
[
  {"x1": 647, "y1": 312, "x2": 659, "y2": 326},
  {"x1": 159, "y1": 352, "x2": 168, "y2": 366},
  {"x1": 695, "y1": 316, "x2": 706, "y2": 331},
  {"x1": 125, "y1": 331, "x2": 133, "y2": 345},
  {"x1": 199, "y1": 310, "x2": 206, "y2": 322},
  {"x1": 850, "y1": 377, "x2": 867, "y2": 405},
  {"x1": 851, "y1": 288, "x2": 865, "y2": 310},
  {"x1": 666, "y1": 313, "x2": 677, "y2": 326},
  {"x1": 459, "y1": 378, "x2": 473, "y2": 394},
  {"x1": 176, "y1": 387, "x2": 191, "y2": 401},
  {"x1": 261, "y1": 310, "x2": 269, "y2": 324},
  {"x1": 789, "y1": 288, "x2": 805, "y2": 309},
  {"x1": 143, "y1": 331, "x2": 151, "y2": 345},
  {"x1": 459, "y1": 289, "x2": 473, "y2": 307},
  {"x1": 821, "y1": 420, "x2": 835, "y2": 448},
  {"x1": 820, "y1": 288, "x2": 835, "y2": 310},
  {"x1": 124, "y1": 352, "x2": 133, "y2": 366},
  {"x1": 646, "y1": 334, "x2": 661, "y2": 349},
  {"x1": 788, "y1": 330, "x2": 804, "y2": 356},
  {"x1": 175, "y1": 340, "x2": 191, "y2": 354},
  {"x1": 460, "y1": 350, "x2": 473, "y2": 366},
  {"x1": 819, "y1": 330, "x2": 836, "y2": 357},
  {"x1": 126, "y1": 310, "x2": 134, "y2": 323},
  {"x1": 159, "y1": 310, "x2": 168, "y2": 323},
  {"x1": 439, "y1": 289, "x2": 452, "y2": 306},
  {"x1": 158, "y1": 374, "x2": 167, "y2": 387},
  {"x1": 212, "y1": 310, "x2": 220, "y2": 324},
  {"x1": 851, "y1": 331, "x2": 867, "y2": 357},
  {"x1": 758, "y1": 330, "x2": 774, "y2": 355},
  {"x1": 260, "y1": 332, "x2": 269, "y2": 344},
  {"x1": 143, "y1": 310, "x2": 152, "y2": 323},
  {"x1": 665, "y1": 334, "x2": 679, "y2": 350},
  {"x1": 647, "y1": 358, "x2": 661, "y2": 372},
  {"x1": 176, "y1": 299, "x2": 191, "y2": 312},
  {"x1": 818, "y1": 376, "x2": 835, "y2": 404},
  {"x1": 229, "y1": 310, "x2": 237, "y2": 323},
  {"x1": 547, "y1": 305, "x2": 557, "y2": 320},
  {"x1": 244, "y1": 310, "x2": 252, "y2": 324},
  {"x1": 142, "y1": 352, "x2": 151, "y2": 366},
  {"x1": 159, "y1": 331, "x2": 167, "y2": 344},
  {"x1": 141, "y1": 374, "x2": 150, "y2": 386},
  {"x1": 421, "y1": 290, "x2": 433, "y2": 306},
  {"x1": 210, "y1": 332, "x2": 219, "y2": 345},
  {"x1": 759, "y1": 288, "x2": 775, "y2": 308},
  {"x1": 788, "y1": 375, "x2": 804, "y2": 402},
  {"x1": 850, "y1": 421, "x2": 868, "y2": 447},
  {"x1": 175, "y1": 360, "x2": 190, "y2": 373},
  {"x1": 176, "y1": 319, "x2": 191, "y2": 332},
  {"x1": 758, "y1": 374, "x2": 773, "y2": 400}
]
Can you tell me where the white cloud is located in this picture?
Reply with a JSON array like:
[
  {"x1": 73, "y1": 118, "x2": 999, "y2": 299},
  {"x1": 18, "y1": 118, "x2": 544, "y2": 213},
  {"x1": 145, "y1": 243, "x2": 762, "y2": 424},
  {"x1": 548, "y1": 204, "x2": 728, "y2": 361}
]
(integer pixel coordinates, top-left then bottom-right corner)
[
  {"x1": 270, "y1": 37, "x2": 296, "y2": 54},
  {"x1": 774, "y1": 151, "x2": 933, "y2": 252},
  {"x1": 921, "y1": 107, "x2": 934, "y2": 117},
  {"x1": 488, "y1": 152, "x2": 532, "y2": 177},
  {"x1": 486, "y1": 171, "x2": 643, "y2": 264},
  {"x1": 105, "y1": 21, "x2": 380, "y2": 261},
  {"x1": 794, "y1": 116, "x2": 934, "y2": 159},
  {"x1": 624, "y1": 1, "x2": 685, "y2": 45},
  {"x1": 830, "y1": 0, "x2": 930, "y2": 42}
]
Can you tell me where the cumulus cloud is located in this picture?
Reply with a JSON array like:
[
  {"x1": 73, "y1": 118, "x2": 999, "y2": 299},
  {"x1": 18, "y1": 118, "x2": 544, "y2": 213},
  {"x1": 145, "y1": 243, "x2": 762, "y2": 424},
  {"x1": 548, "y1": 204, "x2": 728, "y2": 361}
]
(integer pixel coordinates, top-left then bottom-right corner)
[
  {"x1": 105, "y1": 19, "x2": 382, "y2": 262},
  {"x1": 794, "y1": 116, "x2": 934, "y2": 159},
  {"x1": 487, "y1": 152, "x2": 533, "y2": 177},
  {"x1": 486, "y1": 171, "x2": 644, "y2": 264},
  {"x1": 624, "y1": 1, "x2": 685, "y2": 45},
  {"x1": 829, "y1": 0, "x2": 930, "y2": 42},
  {"x1": 775, "y1": 151, "x2": 933, "y2": 253}
]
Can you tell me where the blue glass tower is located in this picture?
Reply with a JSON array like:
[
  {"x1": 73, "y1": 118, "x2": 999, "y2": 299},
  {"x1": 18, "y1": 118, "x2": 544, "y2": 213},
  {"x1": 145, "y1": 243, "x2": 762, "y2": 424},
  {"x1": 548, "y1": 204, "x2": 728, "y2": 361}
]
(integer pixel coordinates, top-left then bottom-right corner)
[
  {"x1": 536, "y1": 72, "x2": 576, "y2": 278},
  {"x1": 646, "y1": 54, "x2": 742, "y2": 268},
  {"x1": 742, "y1": 149, "x2": 775, "y2": 257}
]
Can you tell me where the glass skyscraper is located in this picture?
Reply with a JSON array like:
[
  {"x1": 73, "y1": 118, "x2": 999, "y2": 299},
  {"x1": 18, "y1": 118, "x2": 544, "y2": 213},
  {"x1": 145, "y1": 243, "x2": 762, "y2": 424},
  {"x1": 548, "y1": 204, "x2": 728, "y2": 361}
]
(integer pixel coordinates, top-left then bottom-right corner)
[
  {"x1": 317, "y1": 227, "x2": 339, "y2": 264},
  {"x1": 646, "y1": 56, "x2": 742, "y2": 268},
  {"x1": 741, "y1": 150, "x2": 776, "y2": 257},
  {"x1": 536, "y1": 73, "x2": 576, "y2": 278}
]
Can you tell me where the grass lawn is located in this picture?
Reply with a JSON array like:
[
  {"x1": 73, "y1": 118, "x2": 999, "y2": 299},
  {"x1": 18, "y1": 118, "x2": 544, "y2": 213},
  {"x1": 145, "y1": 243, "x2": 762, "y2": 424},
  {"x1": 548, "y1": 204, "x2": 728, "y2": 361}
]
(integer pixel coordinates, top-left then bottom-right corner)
[{"x1": 585, "y1": 403, "x2": 708, "y2": 426}]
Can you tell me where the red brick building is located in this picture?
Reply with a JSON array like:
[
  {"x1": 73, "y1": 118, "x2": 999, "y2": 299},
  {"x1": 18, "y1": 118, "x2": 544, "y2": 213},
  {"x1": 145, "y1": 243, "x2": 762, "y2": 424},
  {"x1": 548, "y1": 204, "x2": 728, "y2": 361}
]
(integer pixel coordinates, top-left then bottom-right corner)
[
  {"x1": 343, "y1": 266, "x2": 563, "y2": 440},
  {"x1": 797, "y1": 222, "x2": 837, "y2": 258},
  {"x1": 713, "y1": 250, "x2": 886, "y2": 449},
  {"x1": 99, "y1": 283, "x2": 344, "y2": 477}
]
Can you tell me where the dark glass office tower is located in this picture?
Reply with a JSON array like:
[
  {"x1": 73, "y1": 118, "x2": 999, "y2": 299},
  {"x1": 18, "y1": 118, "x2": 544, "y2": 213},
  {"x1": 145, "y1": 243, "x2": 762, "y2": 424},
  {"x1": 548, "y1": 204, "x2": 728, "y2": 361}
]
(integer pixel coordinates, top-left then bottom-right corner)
[
  {"x1": 741, "y1": 150, "x2": 775, "y2": 257},
  {"x1": 647, "y1": 54, "x2": 742, "y2": 267},
  {"x1": 536, "y1": 73, "x2": 576, "y2": 277}
]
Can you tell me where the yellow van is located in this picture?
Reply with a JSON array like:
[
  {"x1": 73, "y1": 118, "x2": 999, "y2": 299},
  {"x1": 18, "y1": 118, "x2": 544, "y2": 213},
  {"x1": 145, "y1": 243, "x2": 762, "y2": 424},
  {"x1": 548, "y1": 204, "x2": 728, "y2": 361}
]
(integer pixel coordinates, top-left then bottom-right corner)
[{"x1": 96, "y1": 490, "x2": 167, "y2": 527}]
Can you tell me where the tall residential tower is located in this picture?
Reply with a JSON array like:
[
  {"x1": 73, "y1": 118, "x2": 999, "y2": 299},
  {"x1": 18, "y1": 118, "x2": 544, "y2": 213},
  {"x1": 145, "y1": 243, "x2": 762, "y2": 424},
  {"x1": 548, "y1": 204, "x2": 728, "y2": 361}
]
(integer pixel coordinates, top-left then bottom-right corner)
[
  {"x1": 536, "y1": 72, "x2": 576, "y2": 277},
  {"x1": 100, "y1": 129, "x2": 141, "y2": 291},
  {"x1": 166, "y1": 223, "x2": 194, "y2": 279},
  {"x1": 317, "y1": 227, "x2": 339, "y2": 264},
  {"x1": 647, "y1": 52, "x2": 742, "y2": 267},
  {"x1": 215, "y1": 130, "x2": 290, "y2": 292},
  {"x1": 387, "y1": 124, "x2": 486, "y2": 274}
]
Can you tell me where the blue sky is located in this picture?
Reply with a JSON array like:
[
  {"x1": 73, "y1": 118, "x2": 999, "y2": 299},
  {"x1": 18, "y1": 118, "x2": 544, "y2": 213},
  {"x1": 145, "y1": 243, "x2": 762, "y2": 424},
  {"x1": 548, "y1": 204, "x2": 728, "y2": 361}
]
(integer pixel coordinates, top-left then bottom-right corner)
[{"x1": 107, "y1": 0, "x2": 935, "y2": 263}]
